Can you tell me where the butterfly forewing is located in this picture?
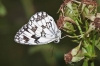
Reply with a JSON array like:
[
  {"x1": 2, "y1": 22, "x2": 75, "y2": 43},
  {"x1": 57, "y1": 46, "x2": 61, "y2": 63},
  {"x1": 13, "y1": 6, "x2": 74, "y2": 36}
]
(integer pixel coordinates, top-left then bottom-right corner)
[{"x1": 14, "y1": 12, "x2": 61, "y2": 45}]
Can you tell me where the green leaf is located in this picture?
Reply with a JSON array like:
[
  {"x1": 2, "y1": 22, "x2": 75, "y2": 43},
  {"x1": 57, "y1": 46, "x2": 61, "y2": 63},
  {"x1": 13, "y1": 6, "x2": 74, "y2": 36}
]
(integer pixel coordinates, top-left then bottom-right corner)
[
  {"x1": 63, "y1": 22, "x2": 75, "y2": 34},
  {"x1": 0, "y1": 1, "x2": 7, "y2": 16},
  {"x1": 95, "y1": 38, "x2": 100, "y2": 50}
]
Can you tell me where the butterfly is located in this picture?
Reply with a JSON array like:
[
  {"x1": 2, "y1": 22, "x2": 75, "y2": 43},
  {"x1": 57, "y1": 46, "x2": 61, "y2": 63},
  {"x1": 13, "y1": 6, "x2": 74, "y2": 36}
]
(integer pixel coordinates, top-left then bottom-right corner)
[{"x1": 14, "y1": 11, "x2": 61, "y2": 45}]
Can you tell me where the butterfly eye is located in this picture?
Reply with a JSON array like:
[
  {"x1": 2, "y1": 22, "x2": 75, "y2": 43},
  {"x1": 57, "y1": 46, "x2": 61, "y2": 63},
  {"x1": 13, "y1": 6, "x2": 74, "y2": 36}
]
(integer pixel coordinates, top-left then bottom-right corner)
[{"x1": 54, "y1": 40, "x2": 60, "y2": 43}]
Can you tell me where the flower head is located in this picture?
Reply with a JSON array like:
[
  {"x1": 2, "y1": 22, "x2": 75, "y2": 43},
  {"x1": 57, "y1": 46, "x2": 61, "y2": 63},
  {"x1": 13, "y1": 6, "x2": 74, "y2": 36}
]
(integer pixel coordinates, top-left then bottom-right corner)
[
  {"x1": 86, "y1": 13, "x2": 100, "y2": 30},
  {"x1": 94, "y1": 18, "x2": 100, "y2": 29},
  {"x1": 82, "y1": 0, "x2": 97, "y2": 6},
  {"x1": 64, "y1": 43, "x2": 87, "y2": 64}
]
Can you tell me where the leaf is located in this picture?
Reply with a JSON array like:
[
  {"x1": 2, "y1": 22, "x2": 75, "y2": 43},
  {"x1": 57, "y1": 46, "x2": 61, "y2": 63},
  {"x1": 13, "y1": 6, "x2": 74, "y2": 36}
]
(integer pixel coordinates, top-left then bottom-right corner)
[
  {"x1": 95, "y1": 38, "x2": 100, "y2": 50},
  {"x1": 0, "y1": 1, "x2": 7, "y2": 16}
]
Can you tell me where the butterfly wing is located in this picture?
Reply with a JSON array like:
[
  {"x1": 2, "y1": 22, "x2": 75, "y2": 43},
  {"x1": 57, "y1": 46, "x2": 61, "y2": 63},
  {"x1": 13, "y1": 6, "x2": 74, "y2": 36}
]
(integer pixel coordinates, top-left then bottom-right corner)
[{"x1": 14, "y1": 12, "x2": 61, "y2": 45}]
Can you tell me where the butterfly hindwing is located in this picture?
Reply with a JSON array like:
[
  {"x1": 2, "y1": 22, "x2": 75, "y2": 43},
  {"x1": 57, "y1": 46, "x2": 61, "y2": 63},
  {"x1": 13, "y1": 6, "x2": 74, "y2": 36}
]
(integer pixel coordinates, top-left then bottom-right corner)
[{"x1": 14, "y1": 12, "x2": 61, "y2": 45}]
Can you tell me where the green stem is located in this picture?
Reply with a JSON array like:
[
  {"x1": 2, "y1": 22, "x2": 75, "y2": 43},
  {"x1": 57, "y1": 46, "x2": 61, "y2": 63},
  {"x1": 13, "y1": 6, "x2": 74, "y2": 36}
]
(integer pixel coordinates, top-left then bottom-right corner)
[
  {"x1": 91, "y1": 61, "x2": 94, "y2": 66},
  {"x1": 82, "y1": 58, "x2": 89, "y2": 66},
  {"x1": 92, "y1": 33, "x2": 96, "y2": 55},
  {"x1": 75, "y1": 18, "x2": 83, "y2": 35}
]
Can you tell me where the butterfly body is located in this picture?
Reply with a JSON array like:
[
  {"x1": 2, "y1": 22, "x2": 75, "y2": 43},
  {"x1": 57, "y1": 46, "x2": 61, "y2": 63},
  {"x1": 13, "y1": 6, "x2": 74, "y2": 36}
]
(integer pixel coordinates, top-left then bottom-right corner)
[{"x1": 14, "y1": 12, "x2": 61, "y2": 45}]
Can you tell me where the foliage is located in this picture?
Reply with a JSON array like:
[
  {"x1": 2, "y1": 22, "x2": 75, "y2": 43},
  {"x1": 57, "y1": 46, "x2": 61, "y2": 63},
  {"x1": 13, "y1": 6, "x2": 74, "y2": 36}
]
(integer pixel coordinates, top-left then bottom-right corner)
[
  {"x1": 0, "y1": 1, "x2": 7, "y2": 16},
  {"x1": 57, "y1": 0, "x2": 100, "y2": 66}
]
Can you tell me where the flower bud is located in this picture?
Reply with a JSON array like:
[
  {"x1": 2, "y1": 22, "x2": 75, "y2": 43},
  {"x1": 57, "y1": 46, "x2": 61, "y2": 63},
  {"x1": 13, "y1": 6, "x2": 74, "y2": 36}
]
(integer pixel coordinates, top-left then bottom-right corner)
[{"x1": 64, "y1": 43, "x2": 87, "y2": 64}]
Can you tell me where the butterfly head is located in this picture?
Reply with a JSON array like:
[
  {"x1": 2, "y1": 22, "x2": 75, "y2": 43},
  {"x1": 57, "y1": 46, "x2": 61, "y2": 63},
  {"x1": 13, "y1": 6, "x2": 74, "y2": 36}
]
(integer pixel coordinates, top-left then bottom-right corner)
[{"x1": 54, "y1": 30, "x2": 61, "y2": 43}]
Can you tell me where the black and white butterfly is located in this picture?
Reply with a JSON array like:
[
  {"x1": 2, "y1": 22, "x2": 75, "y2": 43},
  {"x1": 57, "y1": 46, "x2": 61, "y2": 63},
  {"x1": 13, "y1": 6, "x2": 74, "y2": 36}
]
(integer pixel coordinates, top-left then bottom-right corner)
[{"x1": 14, "y1": 11, "x2": 61, "y2": 45}]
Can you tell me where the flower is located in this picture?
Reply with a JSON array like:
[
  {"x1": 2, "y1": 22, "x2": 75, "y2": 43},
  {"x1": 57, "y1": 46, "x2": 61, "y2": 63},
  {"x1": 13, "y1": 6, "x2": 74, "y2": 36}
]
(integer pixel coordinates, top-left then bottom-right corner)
[
  {"x1": 86, "y1": 13, "x2": 100, "y2": 30},
  {"x1": 81, "y1": 0, "x2": 97, "y2": 18},
  {"x1": 57, "y1": 16, "x2": 64, "y2": 29},
  {"x1": 64, "y1": 43, "x2": 87, "y2": 64},
  {"x1": 82, "y1": 0, "x2": 97, "y2": 6},
  {"x1": 57, "y1": 16, "x2": 76, "y2": 34},
  {"x1": 93, "y1": 18, "x2": 100, "y2": 29}
]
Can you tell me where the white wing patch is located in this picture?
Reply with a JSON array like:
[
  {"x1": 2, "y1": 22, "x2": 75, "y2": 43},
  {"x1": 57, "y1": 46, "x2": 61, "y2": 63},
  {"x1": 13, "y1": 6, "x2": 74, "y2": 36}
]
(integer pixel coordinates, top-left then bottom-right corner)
[{"x1": 14, "y1": 12, "x2": 61, "y2": 45}]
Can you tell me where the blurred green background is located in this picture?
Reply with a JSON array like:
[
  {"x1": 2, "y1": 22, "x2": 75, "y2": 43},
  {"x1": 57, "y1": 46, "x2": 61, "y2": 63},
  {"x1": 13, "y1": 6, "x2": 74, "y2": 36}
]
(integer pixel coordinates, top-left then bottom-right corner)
[{"x1": 0, "y1": 0, "x2": 100, "y2": 66}]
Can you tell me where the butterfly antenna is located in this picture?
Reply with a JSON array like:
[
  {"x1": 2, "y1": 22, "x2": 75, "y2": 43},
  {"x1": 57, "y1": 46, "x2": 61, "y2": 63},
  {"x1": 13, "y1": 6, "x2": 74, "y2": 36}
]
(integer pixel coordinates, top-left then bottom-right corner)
[
  {"x1": 48, "y1": 44, "x2": 54, "y2": 58},
  {"x1": 51, "y1": 44, "x2": 54, "y2": 58},
  {"x1": 61, "y1": 34, "x2": 68, "y2": 39},
  {"x1": 48, "y1": 43, "x2": 53, "y2": 51}
]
